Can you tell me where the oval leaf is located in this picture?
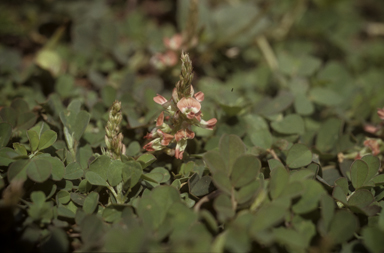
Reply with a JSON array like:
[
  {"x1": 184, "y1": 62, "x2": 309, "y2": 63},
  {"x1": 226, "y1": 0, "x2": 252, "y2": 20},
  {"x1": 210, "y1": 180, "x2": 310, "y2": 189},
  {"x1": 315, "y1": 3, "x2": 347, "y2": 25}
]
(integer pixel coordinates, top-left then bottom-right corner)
[
  {"x1": 38, "y1": 130, "x2": 57, "y2": 150},
  {"x1": 230, "y1": 155, "x2": 261, "y2": 188},
  {"x1": 286, "y1": 144, "x2": 312, "y2": 169}
]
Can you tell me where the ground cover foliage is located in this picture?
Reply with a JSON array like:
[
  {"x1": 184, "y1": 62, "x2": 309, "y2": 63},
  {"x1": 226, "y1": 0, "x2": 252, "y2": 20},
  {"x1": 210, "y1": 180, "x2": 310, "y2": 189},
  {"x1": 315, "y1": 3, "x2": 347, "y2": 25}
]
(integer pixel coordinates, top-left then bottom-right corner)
[{"x1": 1, "y1": 0, "x2": 384, "y2": 252}]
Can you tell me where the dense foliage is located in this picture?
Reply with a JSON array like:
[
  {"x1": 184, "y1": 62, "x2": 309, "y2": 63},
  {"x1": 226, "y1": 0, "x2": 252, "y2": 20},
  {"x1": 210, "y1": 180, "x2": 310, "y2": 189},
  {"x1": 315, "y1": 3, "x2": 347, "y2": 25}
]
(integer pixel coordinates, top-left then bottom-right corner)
[{"x1": 1, "y1": 0, "x2": 384, "y2": 252}]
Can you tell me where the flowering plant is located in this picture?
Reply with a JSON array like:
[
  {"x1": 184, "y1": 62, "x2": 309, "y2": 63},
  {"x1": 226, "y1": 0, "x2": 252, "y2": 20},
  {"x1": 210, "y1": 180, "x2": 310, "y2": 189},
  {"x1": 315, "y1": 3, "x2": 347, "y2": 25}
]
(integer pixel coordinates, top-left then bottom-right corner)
[{"x1": 143, "y1": 52, "x2": 217, "y2": 159}]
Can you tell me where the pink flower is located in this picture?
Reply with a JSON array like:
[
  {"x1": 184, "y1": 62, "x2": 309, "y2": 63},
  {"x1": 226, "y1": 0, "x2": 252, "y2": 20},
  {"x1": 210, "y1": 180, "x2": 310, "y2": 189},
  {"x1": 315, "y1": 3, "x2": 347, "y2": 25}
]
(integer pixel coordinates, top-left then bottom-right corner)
[
  {"x1": 154, "y1": 94, "x2": 168, "y2": 105},
  {"x1": 364, "y1": 139, "x2": 380, "y2": 156},
  {"x1": 143, "y1": 138, "x2": 162, "y2": 152},
  {"x1": 177, "y1": 97, "x2": 201, "y2": 119},
  {"x1": 194, "y1": 91, "x2": 204, "y2": 102},
  {"x1": 199, "y1": 118, "x2": 217, "y2": 130},
  {"x1": 163, "y1": 34, "x2": 183, "y2": 51},
  {"x1": 143, "y1": 128, "x2": 158, "y2": 140},
  {"x1": 175, "y1": 128, "x2": 195, "y2": 142},
  {"x1": 364, "y1": 124, "x2": 379, "y2": 134},
  {"x1": 157, "y1": 129, "x2": 174, "y2": 146}
]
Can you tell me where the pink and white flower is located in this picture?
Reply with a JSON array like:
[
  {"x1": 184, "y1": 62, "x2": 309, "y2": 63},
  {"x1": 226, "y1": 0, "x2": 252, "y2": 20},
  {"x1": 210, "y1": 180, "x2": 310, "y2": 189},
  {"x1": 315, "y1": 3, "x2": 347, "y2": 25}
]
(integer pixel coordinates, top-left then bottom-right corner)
[
  {"x1": 157, "y1": 129, "x2": 174, "y2": 146},
  {"x1": 143, "y1": 138, "x2": 163, "y2": 152},
  {"x1": 177, "y1": 97, "x2": 201, "y2": 119}
]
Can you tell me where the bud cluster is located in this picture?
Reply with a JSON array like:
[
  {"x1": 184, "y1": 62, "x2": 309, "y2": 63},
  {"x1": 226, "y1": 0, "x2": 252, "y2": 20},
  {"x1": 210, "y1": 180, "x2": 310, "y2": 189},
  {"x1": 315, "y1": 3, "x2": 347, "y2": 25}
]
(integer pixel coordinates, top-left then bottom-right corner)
[
  {"x1": 143, "y1": 52, "x2": 217, "y2": 160},
  {"x1": 105, "y1": 100, "x2": 126, "y2": 160}
]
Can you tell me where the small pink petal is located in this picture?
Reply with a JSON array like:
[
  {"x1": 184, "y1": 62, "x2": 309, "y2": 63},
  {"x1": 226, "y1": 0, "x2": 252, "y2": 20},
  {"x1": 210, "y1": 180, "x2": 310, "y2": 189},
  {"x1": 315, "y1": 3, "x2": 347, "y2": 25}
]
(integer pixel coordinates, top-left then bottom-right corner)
[
  {"x1": 201, "y1": 118, "x2": 217, "y2": 130},
  {"x1": 175, "y1": 149, "x2": 184, "y2": 160},
  {"x1": 194, "y1": 91, "x2": 204, "y2": 102},
  {"x1": 154, "y1": 94, "x2": 168, "y2": 105},
  {"x1": 143, "y1": 142, "x2": 155, "y2": 151},
  {"x1": 156, "y1": 112, "x2": 164, "y2": 127}
]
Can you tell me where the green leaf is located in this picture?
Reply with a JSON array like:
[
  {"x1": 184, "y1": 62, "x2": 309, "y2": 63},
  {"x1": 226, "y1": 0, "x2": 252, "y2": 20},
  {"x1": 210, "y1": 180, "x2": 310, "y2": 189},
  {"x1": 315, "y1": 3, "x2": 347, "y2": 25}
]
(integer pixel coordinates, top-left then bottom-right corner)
[
  {"x1": 56, "y1": 190, "x2": 70, "y2": 204},
  {"x1": 269, "y1": 166, "x2": 289, "y2": 199},
  {"x1": 64, "y1": 162, "x2": 84, "y2": 180},
  {"x1": 27, "y1": 130, "x2": 40, "y2": 152},
  {"x1": 40, "y1": 156, "x2": 65, "y2": 181},
  {"x1": 271, "y1": 114, "x2": 305, "y2": 135},
  {"x1": 214, "y1": 194, "x2": 235, "y2": 223},
  {"x1": 85, "y1": 171, "x2": 108, "y2": 187},
  {"x1": 332, "y1": 186, "x2": 348, "y2": 205},
  {"x1": 80, "y1": 215, "x2": 106, "y2": 243},
  {"x1": 8, "y1": 159, "x2": 30, "y2": 182},
  {"x1": 89, "y1": 155, "x2": 111, "y2": 181},
  {"x1": 292, "y1": 180, "x2": 325, "y2": 214},
  {"x1": 203, "y1": 150, "x2": 227, "y2": 175},
  {"x1": 27, "y1": 158, "x2": 52, "y2": 183},
  {"x1": 70, "y1": 192, "x2": 86, "y2": 206},
  {"x1": 136, "y1": 195, "x2": 164, "y2": 230},
  {"x1": 107, "y1": 160, "x2": 124, "y2": 187},
  {"x1": 212, "y1": 172, "x2": 232, "y2": 195},
  {"x1": 362, "y1": 226, "x2": 384, "y2": 253},
  {"x1": 150, "y1": 185, "x2": 181, "y2": 214},
  {"x1": 334, "y1": 177, "x2": 349, "y2": 195},
  {"x1": 309, "y1": 87, "x2": 342, "y2": 106},
  {"x1": 320, "y1": 194, "x2": 335, "y2": 232},
  {"x1": 40, "y1": 227, "x2": 69, "y2": 253},
  {"x1": 189, "y1": 174, "x2": 212, "y2": 197},
  {"x1": 294, "y1": 94, "x2": 314, "y2": 116},
  {"x1": 230, "y1": 154, "x2": 261, "y2": 188},
  {"x1": 73, "y1": 110, "x2": 91, "y2": 141},
  {"x1": 268, "y1": 159, "x2": 286, "y2": 173},
  {"x1": 315, "y1": 118, "x2": 342, "y2": 153},
  {"x1": 361, "y1": 155, "x2": 380, "y2": 183},
  {"x1": 126, "y1": 141, "x2": 141, "y2": 156},
  {"x1": 350, "y1": 159, "x2": 369, "y2": 189},
  {"x1": 137, "y1": 153, "x2": 156, "y2": 169},
  {"x1": 38, "y1": 130, "x2": 57, "y2": 151},
  {"x1": 0, "y1": 107, "x2": 17, "y2": 127},
  {"x1": 235, "y1": 180, "x2": 260, "y2": 204},
  {"x1": 121, "y1": 160, "x2": 142, "y2": 187},
  {"x1": 31, "y1": 191, "x2": 46, "y2": 207},
  {"x1": 16, "y1": 112, "x2": 37, "y2": 131},
  {"x1": 372, "y1": 174, "x2": 384, "y2": 186},
  {"x1": 250, "y1": 201, "x2": 289, "y2": 233},
  {"x1": 13, "y1": 143, "x2": 27, "y2": 156},
  {"x1": 78, "y1": 179, "x2": 92, "y2": 193},
  {"x1": 83, "y1": 192, "x2": 99, "y2": 214},
  {"x1": 328, "y1": 210, "x2": 359, "y2": 244},
  {"x1": 219, "y1": 134, "x2": 246, "y2": 174},
  {"x1": 0, "y1": 123, "x2": 12, "y2": 147},
  {"x1": 259, "y1": 90, "x2": 294, "y2": 116},
  {"x1": 0, "y1": 147, "x2": 19, "y2": 166},
  {"x1": 348, "y1": 189, "x2": 374, "y2": 208},
  {"x1": 244, "y1": 114, "x2": 273, "y2": 150},
  {"x1": 286, "y1": 144, "x2": 312, "y2": 169},
  {"x1": 11, "y1": 98, "x2": 29, "y2": 114}
]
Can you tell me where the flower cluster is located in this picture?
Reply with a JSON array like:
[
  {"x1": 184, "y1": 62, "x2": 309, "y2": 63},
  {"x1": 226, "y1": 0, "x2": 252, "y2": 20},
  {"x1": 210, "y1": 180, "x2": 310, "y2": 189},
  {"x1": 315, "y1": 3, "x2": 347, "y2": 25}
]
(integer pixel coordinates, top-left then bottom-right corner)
[
  {"x1": 143, "y1": 52, "x2": 217, "y2": 159},
  {"x1": 150, "y1": 34, "x2": 183, "y2": 69},
  {"x1": 105, "y1": 100, "x2": 126, "y2": 160}
]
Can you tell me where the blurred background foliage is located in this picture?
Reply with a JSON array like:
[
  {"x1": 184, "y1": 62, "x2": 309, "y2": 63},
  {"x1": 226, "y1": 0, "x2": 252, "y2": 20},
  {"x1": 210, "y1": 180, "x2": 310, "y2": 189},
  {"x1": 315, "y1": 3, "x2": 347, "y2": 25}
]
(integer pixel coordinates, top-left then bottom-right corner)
[{"x1": 1, "y1": 0, "x2": 384, "y2": 252}]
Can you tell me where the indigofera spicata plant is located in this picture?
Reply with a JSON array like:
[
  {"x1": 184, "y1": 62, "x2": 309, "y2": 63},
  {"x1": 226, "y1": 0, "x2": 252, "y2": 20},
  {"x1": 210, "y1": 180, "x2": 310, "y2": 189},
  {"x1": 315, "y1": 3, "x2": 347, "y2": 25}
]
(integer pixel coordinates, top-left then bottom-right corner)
[
  {"x1": 143, "y1": 52, "x2": 217, "y2": 159},
  {"x1": 1, "y1": 1, "x2": 384, "y2": 252}
]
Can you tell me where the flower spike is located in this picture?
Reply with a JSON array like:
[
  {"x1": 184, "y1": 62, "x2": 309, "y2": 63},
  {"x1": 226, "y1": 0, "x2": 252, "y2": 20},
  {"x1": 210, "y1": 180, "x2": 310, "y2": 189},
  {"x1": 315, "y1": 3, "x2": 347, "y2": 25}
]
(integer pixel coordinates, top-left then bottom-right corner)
[{"x1": 143, "y1": 52, "x2": 217, "y2": 160}]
